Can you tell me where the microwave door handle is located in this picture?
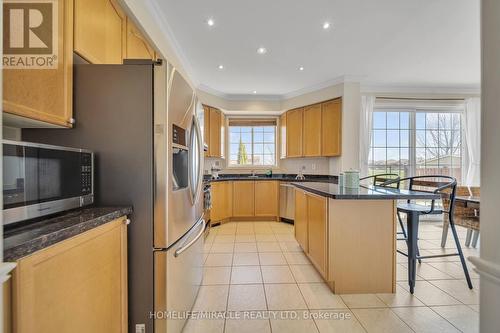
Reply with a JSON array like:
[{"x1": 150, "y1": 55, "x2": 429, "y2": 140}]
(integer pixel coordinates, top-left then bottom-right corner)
[{"x1": 174, "y1": 217, "x2": 206, "y2": 257}]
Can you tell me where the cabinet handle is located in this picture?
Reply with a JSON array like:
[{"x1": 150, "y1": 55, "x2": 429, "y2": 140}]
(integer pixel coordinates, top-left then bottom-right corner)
[{"x1": 124, "y1": 218, "x2": 131, "y2": 225}]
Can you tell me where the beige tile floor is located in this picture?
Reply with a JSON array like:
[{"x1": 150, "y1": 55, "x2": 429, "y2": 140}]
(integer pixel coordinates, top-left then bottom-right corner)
[{"x1": 183, "y1": 220, "x2": 480, "y2": 333}]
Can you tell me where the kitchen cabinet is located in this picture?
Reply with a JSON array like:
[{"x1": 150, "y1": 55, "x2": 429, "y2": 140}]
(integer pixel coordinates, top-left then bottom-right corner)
[
  {"x1": 286, "y1": 107, "x2": 304, "y2": 157},
  {"x1": 125, "y1": 17, "x2": 156, "y2": 60},
  {"x1": 211, "y1": 181, "x2": 233, "y2": 222},
  {"x1": 74, "y1": 0, "x2": 126, "y2": 64},
  {"x1": 204, "y1": 106, "x2": 225, "y2": 158},
  {"x1": 280, "y1": 112, "x2": 287, "y2": 159},
  {"x1": 11, "y1": 217, "x2": 128, "y2": 333},
  {"x1": 232, "y1": 181, "x2": 255, "y2": 217},
  {"x1": 321, "y1": 99, "x2": 342, "y2": 156},
  {"x1": 307, "y1": 194, "x2": 328, "y2": 277},
  {"x1": 254, "y1": 181, "x2": 279, "y2": 217},
  {"x1": 303, "y1": 103, "x2": 322, "y2": 157},
  {"x1": 2, "y1": 0, "x2": 74, "y2": 127},
  {"x1": 294, "y1": 190, "x2": 309, "y2": 252}
]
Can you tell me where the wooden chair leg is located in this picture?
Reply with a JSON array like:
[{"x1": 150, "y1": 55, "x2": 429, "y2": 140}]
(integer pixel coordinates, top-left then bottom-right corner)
[
  {"x1": 465, "y1": 229, "x2": 473, "y2": 247},
  {"x1": 471, "y1": 230, "x2": 480, "y2": 248},
  {"x1": 441, "y1": 220, "x2": 449, "y2": 248}
]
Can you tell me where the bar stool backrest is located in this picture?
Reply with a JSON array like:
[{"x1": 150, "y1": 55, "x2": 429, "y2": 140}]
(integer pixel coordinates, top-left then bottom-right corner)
[{"x1": 360, "y1": 173, "x2": 401, "y2": 188}]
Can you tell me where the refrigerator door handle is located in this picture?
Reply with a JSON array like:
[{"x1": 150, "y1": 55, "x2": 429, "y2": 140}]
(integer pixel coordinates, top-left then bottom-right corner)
[{"x1": 174, "y1": 217, "x2": 206, "y2": 257}]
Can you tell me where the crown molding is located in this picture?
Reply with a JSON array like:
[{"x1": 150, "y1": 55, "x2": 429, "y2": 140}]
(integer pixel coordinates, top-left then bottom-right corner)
[
  {"x1": 197, "y1": 85, "x2": 283, "y2": 101},
  {"x1": 282, "y1": 75, "x2": 365, "y2": 100},
  {"x1": 145, "y1": 0, "x2": 199, "y2": 87},
  {"x1": 361, "y1": 82, "x2": 481, "y2": 95}
]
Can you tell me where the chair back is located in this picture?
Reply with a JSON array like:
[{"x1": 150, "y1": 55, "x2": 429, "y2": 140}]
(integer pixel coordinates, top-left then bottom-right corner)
[
  {"x1": 469, "y1": 186, "x2": 480, "y2": 197},
  {"x1": 360, "y1": 174, "x2": 400, "y2": 188}
]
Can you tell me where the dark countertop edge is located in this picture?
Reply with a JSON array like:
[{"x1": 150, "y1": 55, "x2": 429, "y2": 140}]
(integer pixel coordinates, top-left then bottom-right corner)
[
  {"x1": 4, "y1": 206, "x2": 133, "y2": 262},
  {"x1": 291, "y1": 182, "x2": 441, "y2": 200},
  {"x1": 205, "y1": 174, "x2": 338, "y2": 183}
]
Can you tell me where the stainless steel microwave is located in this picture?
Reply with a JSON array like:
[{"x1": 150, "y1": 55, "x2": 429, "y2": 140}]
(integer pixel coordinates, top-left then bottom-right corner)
[{"x1": 3, "y1": 140, "x2": 94, "y2": 225}]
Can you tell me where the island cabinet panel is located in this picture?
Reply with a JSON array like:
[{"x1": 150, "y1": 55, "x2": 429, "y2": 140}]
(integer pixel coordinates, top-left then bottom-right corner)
[
  {"x1": 74, "y1": 0, "x2": 126, "y2": 64},
  {"x1": 321, "y1": 99, "x2": 342, "y2": 156},
  {"x1": 254, "y1": 181, "x2": 279, "y2": 217},
  {"x1": 232, "y1": 181, "x2": 255, "y2": 217},
  {"x1": 307, "y1": 194, "x2": 328, "y2": 277},
  {"x1": 294, "y1": 189, "x2": 309, "y2": 252},
  {"x1": 286, "y1": 108, "x2": 303, "y2": 157},
  {"x1": 12, "y1": 218, "x2": 128, "y2": 333},
  {"x1": 125, "y1": 17, "x2": 156, "y2": 60},
  {"x1": 3, "y1": 0, "x2": 74, "y2": 127},
  {"x1": 211, "y1": 181, "x2": 233, "y2": 222},
  {"x1": 303, "y1": 103, "x2": 322, "y2": 157},
  {"x1": 328, "y1": 200, "x2": 396, "y2": 294}
]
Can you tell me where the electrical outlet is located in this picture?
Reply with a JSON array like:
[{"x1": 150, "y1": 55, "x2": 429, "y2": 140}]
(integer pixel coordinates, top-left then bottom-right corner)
[{"x1": 135, "y1": 324, "x2": 146, "y2": 333}]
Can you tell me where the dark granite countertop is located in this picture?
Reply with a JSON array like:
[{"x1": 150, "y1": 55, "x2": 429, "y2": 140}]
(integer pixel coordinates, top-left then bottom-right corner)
[
  {"x1": 205, "y1": 174, "x2": 337, "y2": 183},
  {"x1": 292, "y1": 182, "x2": 441, "y2": 200},
  {"x1": 4, "y1": 206, "x2": 132, "y2": 261}
]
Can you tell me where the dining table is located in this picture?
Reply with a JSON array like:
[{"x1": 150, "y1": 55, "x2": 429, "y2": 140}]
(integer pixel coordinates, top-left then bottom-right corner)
[{"x1": 455, "y1": 195, "x2": 480, "y2": 208}]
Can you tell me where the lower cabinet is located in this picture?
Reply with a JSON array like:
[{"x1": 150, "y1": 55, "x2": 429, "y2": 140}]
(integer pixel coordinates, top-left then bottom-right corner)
[
  {"x1": 211, "y1": 181, "x2": 233, "y2": 221},
  {"x1": 232, "y1": 181, "x2": 255, "y2": 217},
  {"x1": 294, "y1": 189, "x2": 328, "y2": 279},
  {"x1": 10, "y1": 217, "x2": 128, "y2": 333},
  {"x1": 254, "y1": 181, "x2": 279, "y2": 217}
]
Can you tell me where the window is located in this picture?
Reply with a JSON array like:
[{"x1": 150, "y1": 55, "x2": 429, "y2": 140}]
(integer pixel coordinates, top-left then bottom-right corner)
[
  {"x1": 369, "y1": 108, "x2": 464, "y2": 182},
  {"x1": 228, "y1": 119, "x2": 277, "y2": 167}
]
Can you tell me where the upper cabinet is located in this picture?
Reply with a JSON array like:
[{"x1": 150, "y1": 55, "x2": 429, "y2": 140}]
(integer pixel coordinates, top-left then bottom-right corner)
[
  {"x1": 282, "y1": 98, "x2": 342, "y2": 158},
  {"x1": 204, "y1": 105, "x2": 225, "y2": 158},
  {"x1": 321, "y1": 99, "x2": 342, "y2": 156},
  {"x1": 125, "y1": 17, "x2": 156, "y2": 60},
  {"x1": 286, "y1": 107, "x2": 304, "y2": 157},
  {"x1": 74, "y1": 0, "x2": 126, "y2": 64},
  {"x1": 3, "y1": 0, "x2": 74, "y2": 127}
]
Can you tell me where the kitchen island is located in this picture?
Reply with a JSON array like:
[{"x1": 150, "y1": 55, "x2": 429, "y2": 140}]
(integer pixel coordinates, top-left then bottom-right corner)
[{"x1": 291, "y1": 182, "x2": 439, "y2": 294}]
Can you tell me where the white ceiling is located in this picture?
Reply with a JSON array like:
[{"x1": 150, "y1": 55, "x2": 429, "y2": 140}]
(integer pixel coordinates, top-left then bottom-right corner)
[{"x1": 152, "y1": 0, "x2": 480, "y2": 98}]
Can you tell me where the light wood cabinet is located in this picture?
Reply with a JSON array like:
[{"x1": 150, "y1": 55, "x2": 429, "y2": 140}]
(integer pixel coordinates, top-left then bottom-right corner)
[
  {"x1": 211, "y1": 181, "x2": 233, "y2": 222},
  {"x1": 11, "y1": 218, "x2": 128, "y2": 333},
  {"x1": 254, "y1": 181, "x2": 279, "y2": 217},
  {"x1": 307, "y1": 194, "x2": 328, "y2": 277},
  {"x1": 232, "y1": 181, "x2": 255, "y2": 217},
  {"x1": 74, "y1": 0, "x2": 126, "y2": 64},
  {"x1": 294, "y1": 190, "x2": 309, "y2": 252},
  {"x1": 2, "y1": 0, "x2": 74, "y2": 127},
  {"x1": 204, "y1": 106, "x2": 225, "y2": 158},
  {"x1": 125, "y1": 17, "x2": 156, "y2": 60},
  {"x1": 303, "y1": 103, "x2": 322, "y2": 157},
  {"x1": 280, "y1": 112, "x2": 287, "y2": 159},
  {"x1": 321, "y1": 99, "x2": 342, "y2": 156},
  {"x1": 286, "y1": 108, "x2": 303, "y2": 157}
]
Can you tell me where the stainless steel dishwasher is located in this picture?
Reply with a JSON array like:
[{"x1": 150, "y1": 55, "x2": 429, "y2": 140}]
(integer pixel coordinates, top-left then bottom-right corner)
[{"x1": 280, "y1": 183, "x2": 295, "y2": 221}]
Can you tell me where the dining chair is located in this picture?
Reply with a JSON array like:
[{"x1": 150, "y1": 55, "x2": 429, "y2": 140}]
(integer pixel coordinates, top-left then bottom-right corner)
[
  {"x1": 386, "y1": 175, "x2": 473, "y2": 294},
  {"x1": 442, "y1": 186, "x2": 480, "y2": 248}
]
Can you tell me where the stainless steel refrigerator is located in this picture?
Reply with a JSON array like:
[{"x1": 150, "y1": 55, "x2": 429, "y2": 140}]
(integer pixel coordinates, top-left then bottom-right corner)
[{"x1": 23, "y1": 58, "x2": 206, "y2": 333}]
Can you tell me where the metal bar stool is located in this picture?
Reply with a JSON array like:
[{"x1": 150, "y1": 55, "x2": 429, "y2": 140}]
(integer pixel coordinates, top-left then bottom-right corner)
[{"x1": 385, "y1": 175, "x2": 473, "y2": 294}]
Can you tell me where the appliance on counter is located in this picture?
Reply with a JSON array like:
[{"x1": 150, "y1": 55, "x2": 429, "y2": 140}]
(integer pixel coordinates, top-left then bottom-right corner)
[
  {"x1": 23, "y1": 59, "x2": 205, "y2": 333},
  {"x1": 2, "y1": 140, "x2": 94, "y2": 225},
  {"x1": 279, "y1": 183, "x2": 295, "y2": 222}
]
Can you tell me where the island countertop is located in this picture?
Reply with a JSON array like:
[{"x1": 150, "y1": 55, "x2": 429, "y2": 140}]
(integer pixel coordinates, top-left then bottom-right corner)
[
  {"x1": 291, "y1": 182, "x2": 441, "y2": 200},
  {"x1": 4, "y1": 206, "x2": 133, "y2": 262}
]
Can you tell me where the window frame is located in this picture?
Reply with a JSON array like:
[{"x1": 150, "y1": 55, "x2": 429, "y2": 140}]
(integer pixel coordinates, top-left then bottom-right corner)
[
  {"x1": 226, "y1": 118, "x2": 279, "y2": 169},
  {"x1": 370, "y1": 102, "x2": 466, "y2": 182}
]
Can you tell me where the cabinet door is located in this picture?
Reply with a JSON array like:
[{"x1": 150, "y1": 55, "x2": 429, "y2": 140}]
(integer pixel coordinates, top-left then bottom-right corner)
[
  {"x1": 280, "y1": 113, "x2": 287, "y2": 159},
  {"x1": 74, "y1": 0, "x2": 126, "y2": 64},
  {"x1": 3, "y1": 0, "x2": 74, "y2": 127},
  {"x1": 211, "y1": 182, "x2": 225, "y2": 221},
  {"x1": 286, "y1": 108, "x2": 303, "y2": 157},
  {"x1": 203, "y1": 105, "x2": 210, "y2": 157},
  {"x1": 307, "y1": 194, "x2": 327, "y2": 278},
  {"x1": 254, "y1": 181, "x2": 278, "y2": 217},
  {"x1": 223, "y1": 181, "x2": 233, "y2": 219},
  {"x1": 232, "y1": 181, "x2": 255, "y2": 217},
  {"x1": 125, "y1": 17, "x2": 155, "y2": 60},
  {"x1": 303, "y1": 103, "x2": 322, "y2": 157},
  {"x1": 294, "y1": 189, "x2": 308, "y2": 252},
  {"x1": 321, "y1": 99, "x2": 342, "y2": 156},
  {"x1": 12, "y1": 218, "x2": 128, "y2": 333},
  {"x1": 209, "y1": 108, "x2": 222, "y2": 157}
]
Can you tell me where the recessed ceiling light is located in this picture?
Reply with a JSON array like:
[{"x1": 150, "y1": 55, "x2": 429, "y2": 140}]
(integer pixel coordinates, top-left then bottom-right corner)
[
  {"x1": 207, "y1": 18, "x2": 215, "y2": 26},
  {"x1": 322, "y1": 22, "x2": 331, "y2": 30},
  {"x1": 298, "y1": 66, "x2": 305, "y2": 71},
  {"x1": 257, "y1": 47, "x2": 267, "y2": 55},
  {"x1": 253, "y1": 90, "x2": 257, "y2": 94},
  {"x1": 218, "y1": 64, "x2": 224, "y2": 70}
]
